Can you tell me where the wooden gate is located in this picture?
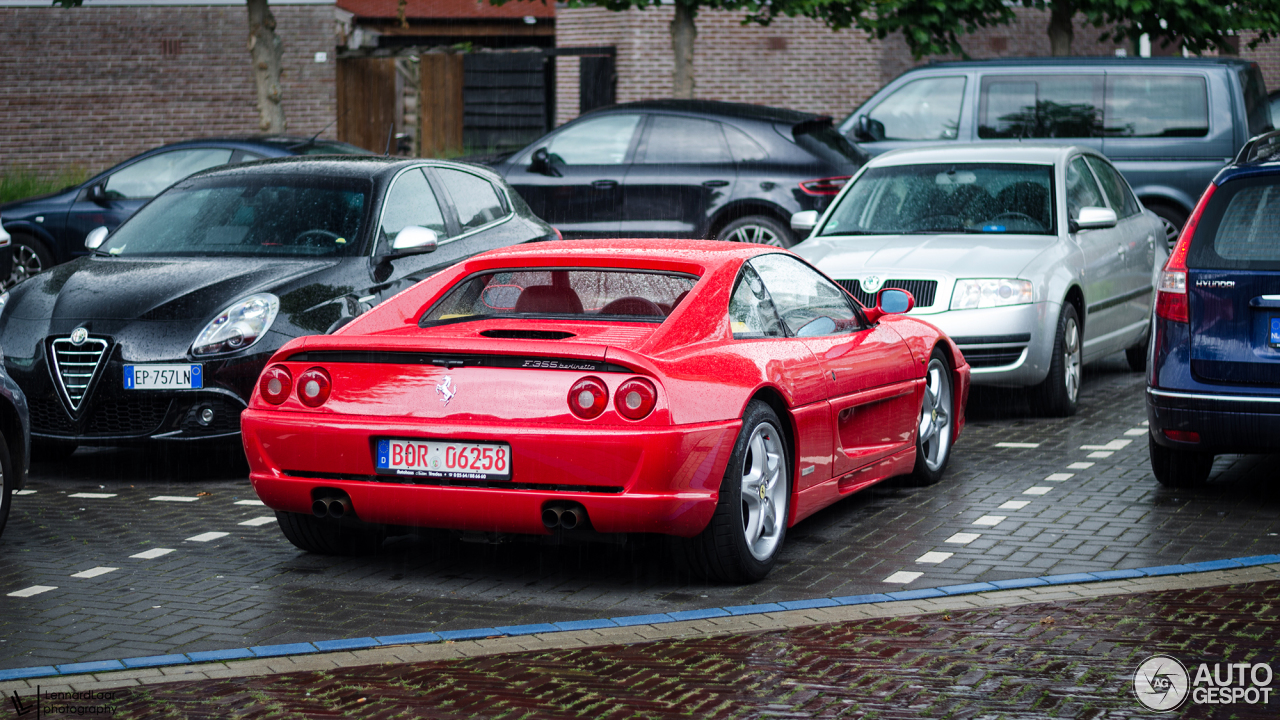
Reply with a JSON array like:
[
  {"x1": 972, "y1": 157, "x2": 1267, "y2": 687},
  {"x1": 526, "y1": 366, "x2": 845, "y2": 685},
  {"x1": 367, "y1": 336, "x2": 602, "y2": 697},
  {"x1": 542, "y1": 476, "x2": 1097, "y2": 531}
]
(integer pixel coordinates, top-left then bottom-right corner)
[{"x1": 336, "y1": 57, "x2": 398, "y2": 153}]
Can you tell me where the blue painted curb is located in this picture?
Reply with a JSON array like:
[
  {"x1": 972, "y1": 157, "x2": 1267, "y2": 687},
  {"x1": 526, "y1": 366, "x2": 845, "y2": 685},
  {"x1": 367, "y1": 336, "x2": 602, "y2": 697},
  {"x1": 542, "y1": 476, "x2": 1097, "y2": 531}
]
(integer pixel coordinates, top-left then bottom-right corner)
[{"x1": 3, "y1": 553, "x2": 1277, "y2": 683}]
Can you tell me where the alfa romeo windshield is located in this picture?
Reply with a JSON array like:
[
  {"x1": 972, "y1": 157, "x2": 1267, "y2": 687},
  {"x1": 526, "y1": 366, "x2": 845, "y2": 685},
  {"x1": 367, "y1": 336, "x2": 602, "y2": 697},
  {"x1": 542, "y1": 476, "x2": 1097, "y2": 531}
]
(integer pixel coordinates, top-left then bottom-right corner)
[
  {"x1": 99, "y1": 176, "x2": 371, "y2": 258},
  {"x1": 820, "y1": 163, "x2": 1056, "y2": 236}
]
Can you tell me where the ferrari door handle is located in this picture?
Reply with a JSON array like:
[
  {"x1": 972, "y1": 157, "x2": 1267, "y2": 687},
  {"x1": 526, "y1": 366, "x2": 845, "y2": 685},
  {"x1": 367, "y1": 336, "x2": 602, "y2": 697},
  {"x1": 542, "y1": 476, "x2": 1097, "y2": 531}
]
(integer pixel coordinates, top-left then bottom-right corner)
[
  {"x1": 702, "y1": 180, "x2": 730, "y2": 188},
  {"x1": 591, "y1": 180, "x2": 618, "y2": 189}
]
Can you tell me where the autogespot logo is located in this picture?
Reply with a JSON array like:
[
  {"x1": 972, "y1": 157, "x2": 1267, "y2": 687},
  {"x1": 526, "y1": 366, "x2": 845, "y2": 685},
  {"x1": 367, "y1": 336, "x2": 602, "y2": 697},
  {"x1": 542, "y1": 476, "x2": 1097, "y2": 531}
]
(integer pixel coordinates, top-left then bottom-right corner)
[{"x1": 1134, "y1": 655, "x2": 1190, "y2": 712}]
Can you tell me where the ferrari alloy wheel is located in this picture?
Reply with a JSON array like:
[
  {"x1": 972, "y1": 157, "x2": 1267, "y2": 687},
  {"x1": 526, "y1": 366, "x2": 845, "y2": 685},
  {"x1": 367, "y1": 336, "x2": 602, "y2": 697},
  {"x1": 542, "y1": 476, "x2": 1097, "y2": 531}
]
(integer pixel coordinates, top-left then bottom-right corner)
[
  {"x1": 0, "y1": 431, "x2": 12, "y2": 538},
  {"x1": 275, "y1": 510, "x2": 386, "y2": 555},
  {"x1": 718, "y1": 215, "x2": 795, "y2": 249},
  {"x1": 1031, "y1": 304, "x2": 1081, "y2": 417},
  {"x1": 1148, "y1": 434, "x2": 1214, "y2": 488},
  {"x1": 906, "y1": 351, "x2": 953, "y2": 486},
  {"x1": 679, "y1": 401, "x2": 790, "y2": 583}
]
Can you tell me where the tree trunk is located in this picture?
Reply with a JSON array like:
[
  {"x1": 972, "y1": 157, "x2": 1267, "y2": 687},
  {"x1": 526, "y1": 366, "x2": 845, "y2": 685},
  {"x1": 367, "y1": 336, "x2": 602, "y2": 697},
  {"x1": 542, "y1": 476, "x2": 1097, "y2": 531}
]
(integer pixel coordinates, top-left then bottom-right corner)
[
  {"x1": 247, "y1": 0, "x2": 286, "y2": 133},
  {"x1": 670, "y1": 1, "x2": 696, "y2": 100},
  {"x1": 1047, "y1": 0, "x2": 1074, "y2": 56}
]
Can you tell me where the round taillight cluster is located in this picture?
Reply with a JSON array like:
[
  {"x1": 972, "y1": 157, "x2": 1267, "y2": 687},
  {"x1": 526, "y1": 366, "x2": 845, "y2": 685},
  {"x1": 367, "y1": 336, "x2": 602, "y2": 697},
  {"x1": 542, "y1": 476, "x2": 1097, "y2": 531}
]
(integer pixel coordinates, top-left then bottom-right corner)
[
  {"x1": 297, "y1": 367, "x2": 332, "y2": 407},
  {"x1": 614, "y1": 378, "x2": 657, "y2": 420},
  {"x1": 259, "y1": 365, "x2": 292, "y2": 405},
  {"x1": 568, "y1": 377, "x2": 609, "y2": 419}
]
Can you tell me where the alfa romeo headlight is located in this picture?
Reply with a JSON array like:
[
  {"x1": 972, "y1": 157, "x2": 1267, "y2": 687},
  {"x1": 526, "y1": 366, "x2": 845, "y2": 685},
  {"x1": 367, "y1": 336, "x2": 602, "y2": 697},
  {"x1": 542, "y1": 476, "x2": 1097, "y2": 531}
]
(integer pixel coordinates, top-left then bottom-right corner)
[
  {"x1": 192, "y1": 293, "x2": 279, "y2": 356},
  {"x1": 950, "y1": 279, "x2": 1033, "y2": 310}
]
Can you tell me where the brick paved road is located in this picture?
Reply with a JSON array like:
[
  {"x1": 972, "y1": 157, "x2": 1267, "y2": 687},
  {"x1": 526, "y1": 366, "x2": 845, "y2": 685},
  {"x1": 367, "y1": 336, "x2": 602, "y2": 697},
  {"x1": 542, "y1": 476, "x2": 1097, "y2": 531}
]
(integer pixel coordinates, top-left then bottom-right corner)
[{"x1": 1, "y1": 355, "x2": 1277, "y2": 670}]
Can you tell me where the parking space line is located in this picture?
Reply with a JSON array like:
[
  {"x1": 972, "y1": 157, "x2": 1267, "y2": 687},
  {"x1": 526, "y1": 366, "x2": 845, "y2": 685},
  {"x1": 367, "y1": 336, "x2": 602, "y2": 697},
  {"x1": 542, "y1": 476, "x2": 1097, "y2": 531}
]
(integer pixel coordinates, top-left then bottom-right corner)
[
  {"x1": 150, "y1": 496, "x2": 200, "y2": 503},
  {"x1": 883, "y1": 571, "x2": 923, "y2": 584},
  {"x1": 68, "y1": 493, "x2": 117, "y2": 499},
  {"x1": 973, "y1": 516, "x2": 1006, "y2": 526},
  {"x1": 1124, "y1": 428, "x2": 1146, "y2": 436},
  {"x1": 1066, "y1": 462, "x2": 1094, "y2": 470},
  {"x1": 1023, "y1": 487, "x2": 1052, "y2": 496},
  {"x1": 238, "y1": 517, "x2": 275, "y2": 527},
  {"x1": 1088, "y1": 451, "x2": 1114, "y2": 458},
  {"x1": 916, "y1": 551, "x2": 952, "y2": 563},
  {"x1": 130, "y1": 549, "x2": 175, "y2": 559},
  {"x1": 1045, "y1": 473, "x2": 1074, "y2": 481},
  {"x1": 945, "y1": 533, "x2": 981, "y2": 544},
  {"x1": 994, "y1": 442, "x2": 1039, "y2": 448},
  {"x1": 999, "y1": 500, "x2": 1030, "y2": 510},
  {"x1": 70, "y1": 567, "x2": 119, "y2": 579},
  {"x1": 234, "y1": 500, "x2": 265, "y2": 506},
  {"x1": 7, "y1": 586, "x2": 57, "y2": 598},
  {"x1": 1081, "y1": 439, "x2": 1132, "y2": 451},
  {"x1": 14, "y1": 490, "x2": 36, "y2": 496},
  {"x1": 186, "y1": 532, "x2": 229, "y2": 542}
]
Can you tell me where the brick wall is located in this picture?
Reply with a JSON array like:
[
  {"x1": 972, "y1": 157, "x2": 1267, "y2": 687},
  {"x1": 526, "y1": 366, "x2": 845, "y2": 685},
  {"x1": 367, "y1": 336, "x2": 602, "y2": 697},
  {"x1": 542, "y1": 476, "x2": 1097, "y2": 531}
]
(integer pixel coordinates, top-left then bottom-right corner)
[
  {"x1": 1238, "y1": 31, "x2": 1280, "y2": 91},
  {"x1": 0, "y1": 4, "x2": 338, "y2": 177}
]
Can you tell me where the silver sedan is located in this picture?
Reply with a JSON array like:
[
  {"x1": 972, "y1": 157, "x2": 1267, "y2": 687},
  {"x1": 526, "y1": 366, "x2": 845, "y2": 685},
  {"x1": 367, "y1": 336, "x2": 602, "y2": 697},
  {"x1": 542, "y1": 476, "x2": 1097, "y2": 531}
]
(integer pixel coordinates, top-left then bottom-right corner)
[{"x1": 792, "y1": 144, "x2": 1167, "y2": 416}]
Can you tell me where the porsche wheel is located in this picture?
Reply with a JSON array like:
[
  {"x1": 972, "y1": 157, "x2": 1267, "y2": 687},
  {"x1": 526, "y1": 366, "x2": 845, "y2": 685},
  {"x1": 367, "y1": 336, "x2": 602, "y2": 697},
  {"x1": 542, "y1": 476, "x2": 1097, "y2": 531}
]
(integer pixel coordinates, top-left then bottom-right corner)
[
  {"x1": 1031, "y1": 304, "x2": 1081, "y2": 417},
  {"x1": 905, "y1": 350, "x2": 953, "y2": 486},
  {"x1": 717, "y1": 216, "x2": 795, "y2": 248},
  {"x1": 1149, "y1": 434, "x2": 1213, "y2": 488},
  {"x1": 275, "y1": 511, "x2": 386, "y2": 555},
  {"x1": 680, "y1": 401, "x2": 789, "y2": 583}
]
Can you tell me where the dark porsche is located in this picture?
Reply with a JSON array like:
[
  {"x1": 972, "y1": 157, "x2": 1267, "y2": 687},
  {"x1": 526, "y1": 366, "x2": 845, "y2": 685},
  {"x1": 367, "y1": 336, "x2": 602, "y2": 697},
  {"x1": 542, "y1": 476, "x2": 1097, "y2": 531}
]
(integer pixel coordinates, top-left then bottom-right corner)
[{"x1": 0, "y1": 156, "x2": 555, "y2": 454}]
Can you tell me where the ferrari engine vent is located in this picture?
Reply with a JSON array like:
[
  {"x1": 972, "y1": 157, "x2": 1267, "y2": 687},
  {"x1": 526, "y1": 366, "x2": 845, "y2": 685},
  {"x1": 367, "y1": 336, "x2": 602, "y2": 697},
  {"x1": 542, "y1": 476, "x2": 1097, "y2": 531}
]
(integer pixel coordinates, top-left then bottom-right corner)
[
  {"x1": 51, "y1": 336, "x2": 109, "y2": 411},
  {"x1": 479, "y1": 329, "x2": 576, "y2": 340}
]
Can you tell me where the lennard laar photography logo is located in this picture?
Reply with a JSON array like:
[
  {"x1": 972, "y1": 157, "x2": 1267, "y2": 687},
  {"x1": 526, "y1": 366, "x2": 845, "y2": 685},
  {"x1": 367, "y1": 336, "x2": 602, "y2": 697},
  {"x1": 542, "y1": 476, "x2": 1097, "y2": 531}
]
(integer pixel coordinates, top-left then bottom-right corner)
[
  {"x1": 9, "y1": 686, "x2": 118, "y2": 717},
  {"x1": 1134, "y1": 655, "x2": 1275, "y2": 712}
]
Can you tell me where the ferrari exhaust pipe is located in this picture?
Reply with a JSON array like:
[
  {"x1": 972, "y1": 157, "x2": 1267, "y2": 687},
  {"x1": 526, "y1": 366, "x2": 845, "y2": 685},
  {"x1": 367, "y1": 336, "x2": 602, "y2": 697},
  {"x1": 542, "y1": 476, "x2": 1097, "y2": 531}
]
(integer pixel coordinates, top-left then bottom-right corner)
[
  {"x1": 312, "y1": 498, "x2": 331, "y2": 518},
  {"x1": 559, "y1": 506, "x2": 586, "y2": 531},
  {"x1": 327, "y1": 497, "x2": 350, "y2": 519},
  {"x1": 542, "y1": 505, "x2": 564, "y2": 528}
]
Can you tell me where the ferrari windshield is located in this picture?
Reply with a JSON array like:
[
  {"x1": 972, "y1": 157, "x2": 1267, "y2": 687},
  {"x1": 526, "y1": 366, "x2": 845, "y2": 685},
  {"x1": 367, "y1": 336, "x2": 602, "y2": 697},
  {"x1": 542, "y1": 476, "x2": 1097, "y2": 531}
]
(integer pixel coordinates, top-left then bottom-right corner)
[
  {"x1": 820, "y1": 163, "x2": 1056, "y2": 236},
  {"x1": 99, "y1": 176, "x2": 370, "y2": 258},
  {"x1": 422, "y1": 269, "x2": 699, "y2": 325}
]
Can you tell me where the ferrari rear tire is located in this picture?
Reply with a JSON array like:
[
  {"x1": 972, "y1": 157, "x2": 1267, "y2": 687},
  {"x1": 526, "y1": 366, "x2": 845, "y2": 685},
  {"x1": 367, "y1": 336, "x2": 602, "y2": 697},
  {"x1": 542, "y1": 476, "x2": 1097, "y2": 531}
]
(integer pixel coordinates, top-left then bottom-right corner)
[
  {"x1": 1149, "y1": 435, "x2": 1214, "y2": 488},
  {"x1": 905, "y1": 350, "x2": 954, "y2": 487},
  {"x1": 1031, "y1": 304, "x2": 1081, "y2": 417},
  {"x1": 275, "y1": 510, "x2": 386, "y2": 555},
  {"x1": 680, "y1": 401, "x2": 790, "y2": 583}
]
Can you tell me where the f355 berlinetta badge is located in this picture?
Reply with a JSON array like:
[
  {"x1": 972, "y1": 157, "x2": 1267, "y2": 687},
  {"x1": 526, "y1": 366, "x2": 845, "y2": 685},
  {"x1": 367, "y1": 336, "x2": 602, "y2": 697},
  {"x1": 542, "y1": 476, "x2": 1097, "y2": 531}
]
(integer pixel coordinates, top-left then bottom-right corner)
[{"x1": 436, "y1": 375, "x2": 457, "y2": 406}]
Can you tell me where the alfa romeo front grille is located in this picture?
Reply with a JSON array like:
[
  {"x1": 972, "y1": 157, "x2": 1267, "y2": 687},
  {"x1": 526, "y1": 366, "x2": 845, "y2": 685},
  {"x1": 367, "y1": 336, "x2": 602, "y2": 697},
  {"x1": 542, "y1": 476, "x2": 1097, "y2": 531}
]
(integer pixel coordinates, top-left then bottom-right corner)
[
  {"x1": 837, "y1": 279, "x2": 938, "y2": 308},
  {"x1": 51, "y1": 337, "x2": 108, "y2": 411}
]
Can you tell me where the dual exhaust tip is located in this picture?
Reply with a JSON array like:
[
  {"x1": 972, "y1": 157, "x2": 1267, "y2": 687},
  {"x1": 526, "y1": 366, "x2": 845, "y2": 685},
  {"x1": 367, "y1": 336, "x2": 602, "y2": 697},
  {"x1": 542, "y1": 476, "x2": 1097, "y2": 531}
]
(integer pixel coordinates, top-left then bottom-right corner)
[
  {"x1": 313, "y1": 495, "x2": 351, "y2": 520},
  {"x1": 542, "y1": 503, "x2": 587, "y2": 531}
]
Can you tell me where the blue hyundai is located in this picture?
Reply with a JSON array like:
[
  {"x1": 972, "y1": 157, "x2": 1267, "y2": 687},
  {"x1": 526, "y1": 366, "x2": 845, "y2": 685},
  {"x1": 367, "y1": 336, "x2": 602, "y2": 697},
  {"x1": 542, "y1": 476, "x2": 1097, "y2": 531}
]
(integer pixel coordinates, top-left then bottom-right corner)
[{"x1": 1147, "y1": 129, "x2": 1280, "y2": 486}]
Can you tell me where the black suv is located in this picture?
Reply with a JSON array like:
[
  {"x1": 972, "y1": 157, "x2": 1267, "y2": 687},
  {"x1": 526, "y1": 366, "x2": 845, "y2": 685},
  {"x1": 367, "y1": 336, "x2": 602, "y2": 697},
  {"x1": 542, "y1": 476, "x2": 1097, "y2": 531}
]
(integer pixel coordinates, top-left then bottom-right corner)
[{"x1": 492, "y1": 100, "x2": 867, "y2": 248}]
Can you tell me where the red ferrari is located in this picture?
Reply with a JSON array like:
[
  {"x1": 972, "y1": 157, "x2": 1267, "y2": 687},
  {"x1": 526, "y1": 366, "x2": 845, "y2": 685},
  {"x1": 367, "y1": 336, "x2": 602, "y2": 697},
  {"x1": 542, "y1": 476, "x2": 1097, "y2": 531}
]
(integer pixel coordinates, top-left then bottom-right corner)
[{"x1": 242, "y1": 239, "x2": 970, "y2": 582}]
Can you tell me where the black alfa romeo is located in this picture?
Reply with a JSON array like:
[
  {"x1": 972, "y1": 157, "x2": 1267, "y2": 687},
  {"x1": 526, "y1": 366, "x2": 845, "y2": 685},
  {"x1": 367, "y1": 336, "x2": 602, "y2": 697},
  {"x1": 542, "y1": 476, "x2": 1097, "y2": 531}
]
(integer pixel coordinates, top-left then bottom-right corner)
[{"x1": 0, "y1": 156, "x2": 555, "y2": 455}]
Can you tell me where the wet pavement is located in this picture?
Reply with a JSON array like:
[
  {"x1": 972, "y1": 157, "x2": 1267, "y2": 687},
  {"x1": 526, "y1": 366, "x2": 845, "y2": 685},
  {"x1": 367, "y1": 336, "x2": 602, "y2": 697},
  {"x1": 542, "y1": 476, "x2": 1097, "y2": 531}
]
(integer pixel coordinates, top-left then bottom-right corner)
[{"x1": 1, "y1": 354, "x2": 1278, "y2": 673}]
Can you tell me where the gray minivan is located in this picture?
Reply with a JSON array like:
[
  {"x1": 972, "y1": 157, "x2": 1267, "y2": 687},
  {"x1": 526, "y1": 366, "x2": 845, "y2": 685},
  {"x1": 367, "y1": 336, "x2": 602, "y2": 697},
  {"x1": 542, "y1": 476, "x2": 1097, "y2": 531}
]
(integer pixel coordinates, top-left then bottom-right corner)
[{"x1": 840, "y1": 57, "x2": 1273, "y2": 242}]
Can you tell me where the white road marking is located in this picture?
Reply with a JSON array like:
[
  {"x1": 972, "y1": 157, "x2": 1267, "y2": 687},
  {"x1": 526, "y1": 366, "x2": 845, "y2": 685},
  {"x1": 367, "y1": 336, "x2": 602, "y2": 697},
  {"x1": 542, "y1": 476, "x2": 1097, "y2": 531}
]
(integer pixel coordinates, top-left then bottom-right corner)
[
  {"x1": 916, "y1": 551, "x2": 953, "y2": 564},
  {"x1": 150, "y1": 496, "x2": 200, "y2": 502},
  {"x1": 1080, "y1": 439, "x2": 1132, "y2": 451},
  {"x1": 71, "y1": 567, "x2": 118, "y2": 579},
  {"x1": 186, "y1": 532, "x2": 229, "y2": 542},
  {"x1": 1124, "y1": 428, "x2": 1147, "y2": 436},
  {"x1": 14, "y1": 490, "x2": 36, "y2": 496},
  {"x1": 999, "y1": 500, "x2": 1031, "y2": 510},
  {"x1": 1023, "y1": 487, "x2": 1052, "y2": 496},
  {"x1": 884, "y1": 571, "x2": 923, "y2": 584},
  {"x1": 68, "y1": 493, "x2": 116, "y2": 499},
  {"x1": 8, "y1": 586, "x2": 56, "y2": 598},
  {"x1": 238, "y1": 517, "x2": 275, "y2": 527},
  {"x1": 1045, "y1": 473, "x2": 1074, "y2": 481},
  {"x1": 130, "y1": 548, "x2": 174, "y2": 559},
  {"x1": 1142, "y1": 420, "x2": 1149, "y2": 426},
  {"x1": 1067, "y1": 462, "x2": 1094, "y2": 470},
  {"x1": 945, "y1": 533, "x2": 981, "y2": 544},
  {"x1": 234, "y1": 500, "x2": 265, "y2": 506},
  {"x1": 994, "y1": 442, "x2": 1040, "y2": 448},
  {"x1": 973, "y1": 515, "x2": 1006, "y2": 526},
  {"x1": 1088, "y1": 451, "x2": 1114, "y2": 458}
]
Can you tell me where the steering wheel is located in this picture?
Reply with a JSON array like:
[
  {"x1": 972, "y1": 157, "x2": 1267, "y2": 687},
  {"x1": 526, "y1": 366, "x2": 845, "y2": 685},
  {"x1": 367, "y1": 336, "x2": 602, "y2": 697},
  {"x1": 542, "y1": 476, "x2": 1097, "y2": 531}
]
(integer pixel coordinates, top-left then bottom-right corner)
[
  {"x1": 292, "y1": 229, "x2": 342, "y2": 247},
  {"x1": 986, "y1": 212, "x2": 1045, "y2": 230}
]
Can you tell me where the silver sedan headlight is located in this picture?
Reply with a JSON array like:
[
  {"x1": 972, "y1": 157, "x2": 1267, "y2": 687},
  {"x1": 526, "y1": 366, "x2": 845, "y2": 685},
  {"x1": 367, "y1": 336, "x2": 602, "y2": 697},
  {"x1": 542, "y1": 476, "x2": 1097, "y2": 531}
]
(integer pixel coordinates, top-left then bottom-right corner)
[
  {"x1": 192, "y1": 293, "x2": 279, "y2": 356},
  {"x1": 950, "y1": 279, "x2": 1034, "y2": 310}
]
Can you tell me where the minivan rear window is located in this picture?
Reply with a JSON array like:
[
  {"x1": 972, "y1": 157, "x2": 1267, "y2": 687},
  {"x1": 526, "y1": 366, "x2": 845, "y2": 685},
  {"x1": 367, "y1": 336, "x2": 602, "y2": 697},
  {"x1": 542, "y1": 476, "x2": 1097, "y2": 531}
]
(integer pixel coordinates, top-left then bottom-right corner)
[{"x1": 1188, "y1": 177, "x2": 1280, "y2": 270}]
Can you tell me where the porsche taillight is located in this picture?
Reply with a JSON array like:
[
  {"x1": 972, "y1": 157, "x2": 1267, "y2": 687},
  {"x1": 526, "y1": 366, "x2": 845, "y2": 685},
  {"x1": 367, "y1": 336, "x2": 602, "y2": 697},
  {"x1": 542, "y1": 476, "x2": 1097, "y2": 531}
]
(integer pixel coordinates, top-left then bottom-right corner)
[
  {"x1": 568, "y1": 377, "x2": 608, "y2": 419},
  {"x1": 259, "y1": 365, "x2": 292, "y2": 405},
  {"x1": 614, "y1": 378, "x2": 657, "y2": 420},
  {"x1": 799, "y1": 176, "x2": 851, "y2": 196},
  {"x1": 1156, "y1": 182, "x2": 1216, "y2": 324},
  {"x1": 297, "y1": 367, "x2": 332, "y2": 407}
]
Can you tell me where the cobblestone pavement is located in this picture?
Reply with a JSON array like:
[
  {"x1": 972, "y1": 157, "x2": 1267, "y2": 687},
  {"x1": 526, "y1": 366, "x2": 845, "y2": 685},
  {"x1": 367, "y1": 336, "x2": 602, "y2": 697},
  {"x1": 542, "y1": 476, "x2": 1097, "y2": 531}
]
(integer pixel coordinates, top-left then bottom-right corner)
[
  {"x1": 38, "y1": 578, "x2": 1280, "y2": 719},
  {"x1": 1, "y1": 355, "x2": 1277, "y2": 670}
]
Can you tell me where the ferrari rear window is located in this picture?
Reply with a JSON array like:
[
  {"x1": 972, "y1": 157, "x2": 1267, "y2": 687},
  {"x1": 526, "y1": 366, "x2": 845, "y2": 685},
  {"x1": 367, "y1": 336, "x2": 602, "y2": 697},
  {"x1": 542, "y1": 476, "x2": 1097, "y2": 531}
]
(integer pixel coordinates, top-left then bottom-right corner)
[{"x1": 421, "y1": 269, "x2": 698, "y2": 325}]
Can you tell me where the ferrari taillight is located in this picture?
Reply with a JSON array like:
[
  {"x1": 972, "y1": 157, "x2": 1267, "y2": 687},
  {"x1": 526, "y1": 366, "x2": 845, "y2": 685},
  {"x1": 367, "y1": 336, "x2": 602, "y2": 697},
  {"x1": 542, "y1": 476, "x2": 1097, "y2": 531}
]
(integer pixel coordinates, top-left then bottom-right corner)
[
  {"x1": 568, "y1": 377, "x2": 609, "y2": 419},
  {"x1": 260, "y1": 365, "x2": 292, "y2": 405},
  {"x1": 297, "y1": 367, "x2": 332, "y2": 407},
  {"x1": 614, "y1": 378, "x2": 657, "y2": 420}
]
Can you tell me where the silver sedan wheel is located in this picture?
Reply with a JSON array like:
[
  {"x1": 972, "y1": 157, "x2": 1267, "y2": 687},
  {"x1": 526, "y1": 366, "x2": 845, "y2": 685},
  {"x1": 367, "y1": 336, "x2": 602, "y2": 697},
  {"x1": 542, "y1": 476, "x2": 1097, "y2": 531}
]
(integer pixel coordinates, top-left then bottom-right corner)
[
  {"x1": 6, "y1": 243, "x2": 43, "y2": 289},
  {"x1": 738, "y1": 421, "x2": 787, "y2": 561},
  {"x1": 724, "y1": 222, "x2": 785, "y2": 247},
  {"x1": 917, "y1": 357, "x2": 953, "y2": 472},
  {"x1": 1063, "y1": 314, "x2": 1081, "y2": 403}
]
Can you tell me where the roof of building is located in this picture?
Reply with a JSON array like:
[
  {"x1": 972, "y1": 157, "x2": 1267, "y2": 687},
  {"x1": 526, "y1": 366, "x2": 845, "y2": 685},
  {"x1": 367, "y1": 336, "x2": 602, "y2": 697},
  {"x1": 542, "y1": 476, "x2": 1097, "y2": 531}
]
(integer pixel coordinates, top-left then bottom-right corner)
[{"x1": 336, "y1": 0, "x2": 554, "y2": 20}]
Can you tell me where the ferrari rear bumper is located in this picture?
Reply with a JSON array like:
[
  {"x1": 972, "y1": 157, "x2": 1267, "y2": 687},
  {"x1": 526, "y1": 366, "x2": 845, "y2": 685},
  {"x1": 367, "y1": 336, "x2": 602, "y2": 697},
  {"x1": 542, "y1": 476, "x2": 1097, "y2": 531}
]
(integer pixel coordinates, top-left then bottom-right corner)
[{"x1": 242, "y1": 410, "x2": 742, "y2": 537}]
